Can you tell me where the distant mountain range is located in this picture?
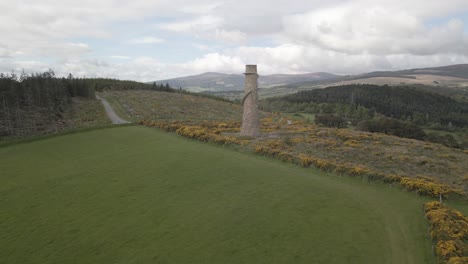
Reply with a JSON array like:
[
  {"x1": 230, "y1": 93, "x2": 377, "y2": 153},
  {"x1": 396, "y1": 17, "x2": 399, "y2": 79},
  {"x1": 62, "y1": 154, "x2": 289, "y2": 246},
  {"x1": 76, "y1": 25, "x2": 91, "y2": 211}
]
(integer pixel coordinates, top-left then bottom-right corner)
[
  {"x1": 150, "y1": 64, "x2": 468, "y2": 98},
  {"x1": 150, "y1": 72, "x2": 339, "y2": 92},
  {"x1": 352, "y1": 64, "x2": 468, "y2": 80}
]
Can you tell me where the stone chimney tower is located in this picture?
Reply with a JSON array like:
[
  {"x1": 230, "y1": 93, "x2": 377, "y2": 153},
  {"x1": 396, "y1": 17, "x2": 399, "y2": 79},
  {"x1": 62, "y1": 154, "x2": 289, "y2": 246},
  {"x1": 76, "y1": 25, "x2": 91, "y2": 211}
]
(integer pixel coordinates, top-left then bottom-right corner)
[{"x1": 240, "y1": 65, "x2": 260, "y2": 137}]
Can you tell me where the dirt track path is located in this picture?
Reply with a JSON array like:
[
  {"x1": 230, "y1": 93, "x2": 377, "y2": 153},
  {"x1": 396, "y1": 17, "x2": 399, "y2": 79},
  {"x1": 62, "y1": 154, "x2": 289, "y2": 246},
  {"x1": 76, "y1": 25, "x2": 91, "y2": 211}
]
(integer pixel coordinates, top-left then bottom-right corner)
[{"x1": 96, "y1": 95, "x2": 130, "y2": 124}]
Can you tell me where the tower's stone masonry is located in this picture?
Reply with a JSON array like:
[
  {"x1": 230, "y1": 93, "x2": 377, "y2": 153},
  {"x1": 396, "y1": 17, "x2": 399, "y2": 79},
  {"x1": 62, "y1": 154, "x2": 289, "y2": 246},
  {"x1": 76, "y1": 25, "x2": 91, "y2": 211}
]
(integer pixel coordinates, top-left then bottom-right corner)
[{"x1": 240, "y1": 65, "x2": 260, "y2": 137}]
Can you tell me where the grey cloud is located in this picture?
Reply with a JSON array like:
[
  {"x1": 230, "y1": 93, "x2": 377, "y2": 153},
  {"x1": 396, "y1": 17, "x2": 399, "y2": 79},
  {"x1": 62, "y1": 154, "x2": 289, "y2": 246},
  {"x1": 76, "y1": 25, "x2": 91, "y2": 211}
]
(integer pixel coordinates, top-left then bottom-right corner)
[
  {"x1": 1, "y1": 0, "x2": 468, "y2": 80},
  {"x1": 282, "y1": 3, "x2": 468, "y2": 56}
]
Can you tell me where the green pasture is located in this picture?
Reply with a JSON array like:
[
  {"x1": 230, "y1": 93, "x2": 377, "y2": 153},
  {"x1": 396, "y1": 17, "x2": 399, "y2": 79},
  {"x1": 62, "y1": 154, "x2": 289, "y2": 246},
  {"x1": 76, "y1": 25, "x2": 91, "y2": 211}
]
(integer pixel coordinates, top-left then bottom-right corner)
[{"x1": 1, "y1": 126, "x2": 435, "y2": 263}]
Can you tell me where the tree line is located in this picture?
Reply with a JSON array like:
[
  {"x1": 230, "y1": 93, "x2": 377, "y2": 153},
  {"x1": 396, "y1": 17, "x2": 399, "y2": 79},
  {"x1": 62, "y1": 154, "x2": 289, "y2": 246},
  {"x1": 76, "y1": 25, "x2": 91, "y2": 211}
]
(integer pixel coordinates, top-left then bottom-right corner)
[
  {"x1": 0, "y1": 70, "x2": 96, "y2": 138},
  {"x1": 1, "y1": 71, "x2": 235, "y2": 139},
  {"x1": 90, "y1": 78, "x2": 234, "y2": 104},
  {"x1": 260, "y1": 84, "x2": 468, "y2": 148},
  {"x1": 262, "y1": 84, "x2": 468, "y2": 128}
]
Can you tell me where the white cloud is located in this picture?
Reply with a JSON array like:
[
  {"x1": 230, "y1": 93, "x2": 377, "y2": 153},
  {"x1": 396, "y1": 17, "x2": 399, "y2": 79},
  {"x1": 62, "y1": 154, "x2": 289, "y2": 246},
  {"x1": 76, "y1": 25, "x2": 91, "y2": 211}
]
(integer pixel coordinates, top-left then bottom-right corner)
[
  {"x1": 0, "y1": 41, "x2": 91, "y2": 59},
  {"x1": 126, "y1": 37, "x2": 165, "y2": 45},
  {"x1": 0, "y1": 59, "x2": 50, "y2": 74},
  {"x1": 1, "y1": 0, "x2": 468, "y2": 81},
  {"x1": 213, "y1": 29, "x2": 247, "y2": 44},
  {"x1": 282, "y1": 3, "x2": 468, "y2": 56},
  {"x1": 179, "y1": 3, "x2": 221, "y2": 15},
  {"x1": 157, "y1": 15, "x2": 247, "y2": 44},
  {"x1": 158, "y1": 42, "x2": 468, "y2": 78},
  {"x1": 192, "y1": 43, "x2": 212, "y2": 51},
  {"x1": 109, "y1": 55, "x2": 131, "y2": 60},
  {"x1": 158, "y1": 15, "x2": 222, "y2": 32},
  {"x1": 4, "y1": 43, "x2": 468, "y2": 82},
  {"x1": 179, "y1": 53, "x2": 244, "y2": 74}
]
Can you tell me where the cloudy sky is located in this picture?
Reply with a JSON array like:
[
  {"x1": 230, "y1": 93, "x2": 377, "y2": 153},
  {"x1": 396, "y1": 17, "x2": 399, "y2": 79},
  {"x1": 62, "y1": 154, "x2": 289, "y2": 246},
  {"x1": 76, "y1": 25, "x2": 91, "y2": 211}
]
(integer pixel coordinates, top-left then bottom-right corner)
[{"x1": 1, "y1": 0, "x2": 468, "y2": 81}]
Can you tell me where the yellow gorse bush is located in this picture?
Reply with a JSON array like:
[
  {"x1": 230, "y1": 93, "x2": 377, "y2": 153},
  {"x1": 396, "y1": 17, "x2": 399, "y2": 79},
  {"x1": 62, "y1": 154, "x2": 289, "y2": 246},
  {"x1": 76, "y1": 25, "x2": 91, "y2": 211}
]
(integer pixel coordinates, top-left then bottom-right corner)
[
  {"x1": 139, "y1": 119, "x2": 465, "y2": 199},
  {"x1": 424, "y1": 202, "x2": 468, "y2": 264},
  {"x1": 139, "y1": 120, "x2": 247, "y2": 146},
  {"x1": 447, "y1": 257, "x2": 468, "y2": 264},
  {"x1": 400, "y1": 177, "x2": 464, "y2": 197},
  {"x1": 437, "y1": 241, "x2": 463, "y2": 261},
  {"x1": 141, "y1": 117, "x2": 468, "y2": 264}
]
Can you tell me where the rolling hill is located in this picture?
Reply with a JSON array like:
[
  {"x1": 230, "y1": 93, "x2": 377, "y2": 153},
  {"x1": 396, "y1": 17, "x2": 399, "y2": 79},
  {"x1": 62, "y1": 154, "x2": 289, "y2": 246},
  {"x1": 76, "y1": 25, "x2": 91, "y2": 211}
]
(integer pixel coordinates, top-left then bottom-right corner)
[
  {"x1": 275, "y1": 64, "x2": 468, "y2": 98},
  {"x1": 356, "y1": 64, "x2": 468, "y2": 79},
  {"x1": 265, "y1": 84, "x2": 468, "y2": 127},
  {"x1": 322, "y1": 65, "x2": 468, "y2": 91},
  {"x1": 97, "y1": 90, "x2": 243, "y2": 122},
  {"x1": 200, "y1": 64, "x2": 468, "y2": 100},
  {"x1": 151, "y1": 72, "x2": 339, "y2": 92}
]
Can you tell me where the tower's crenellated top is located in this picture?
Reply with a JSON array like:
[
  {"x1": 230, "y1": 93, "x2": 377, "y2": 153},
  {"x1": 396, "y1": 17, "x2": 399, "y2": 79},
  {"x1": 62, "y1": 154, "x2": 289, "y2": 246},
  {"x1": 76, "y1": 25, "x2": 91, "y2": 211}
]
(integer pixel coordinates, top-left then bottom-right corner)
[{"x1": 244, "y1": 65, "x2": 257, "y2": 75}]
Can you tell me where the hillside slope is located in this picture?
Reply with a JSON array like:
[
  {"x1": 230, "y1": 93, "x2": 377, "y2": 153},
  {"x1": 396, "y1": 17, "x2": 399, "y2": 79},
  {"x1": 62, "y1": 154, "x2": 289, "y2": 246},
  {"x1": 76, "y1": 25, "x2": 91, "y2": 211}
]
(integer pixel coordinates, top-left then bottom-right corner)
[
  {"x1": 296, "y1": 64, "x2": 468, "y2": 88},
  {"x1": 359, "y1": 64, "x2": 468, "y2": 79},
  {"x1": 0, "y1": 73, "x2": 115, "y2": 141},
  {"x1": 266, "y1": 84, "x2": 468, "y2": 127},
  {"x1": 100, "y1": 89, "x2": 468, "y2": 192},
  {"x1": 207, "y1": 64, "x2": 468, "y2": 100},
  {"x1": 152, "y1": 72, "x2": 338, "y2": 92},
  {"x1": 98, "y1": 90, "x2": 242, "y2": 122}
]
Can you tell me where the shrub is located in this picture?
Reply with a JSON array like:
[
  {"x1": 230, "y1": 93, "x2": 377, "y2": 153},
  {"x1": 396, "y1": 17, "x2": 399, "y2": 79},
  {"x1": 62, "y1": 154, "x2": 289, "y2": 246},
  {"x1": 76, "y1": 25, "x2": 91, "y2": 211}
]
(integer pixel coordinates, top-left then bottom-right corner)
[
  {"x1": 424, "y1": 202, "x2": 468, "y2": 263},
  {"x1": 436, "y1": 241, "x2": 463, "y2": 261},
  {"x1": 315, "y1": 114, "x2": 346, "y2": 128},
  {"x1": 344, "y1": 139, "x2": 359, "y2": 148},
  {"x1": 139, "y1": 119, "x2": 466, "y2": 200},
  {"x1": 425, "y1": 133, "x2": 460, "y2": 148},
  {"x1": 139, "y1": 120, "x2": 246, "y2": 146},
  {"x1": 400, "y1": 177, "x2": 450, "y2": 197},
  {"x1": 298, "y1": 154, "x2": 314, "y2": 167},
  {"x1": 348, "y1": 165, "x2": 371, "y2": 176},
  {"x1": 357, "y1": 117, "x2": 426, "y2": 140},
  {"x1": 447, "y1": 257, "x2": 468, "y2": 264}
]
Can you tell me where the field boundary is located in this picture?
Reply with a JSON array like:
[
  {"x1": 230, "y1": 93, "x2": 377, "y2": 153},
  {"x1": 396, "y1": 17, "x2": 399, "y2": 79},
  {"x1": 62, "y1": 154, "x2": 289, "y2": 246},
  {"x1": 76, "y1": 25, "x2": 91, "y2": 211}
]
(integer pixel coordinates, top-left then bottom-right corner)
[
  {"x1": 0, "y1": 123, "x2": 136, "y2": 148},
  {"x1": 139, "y1": 120, "x2": 466, "y2": 201}
]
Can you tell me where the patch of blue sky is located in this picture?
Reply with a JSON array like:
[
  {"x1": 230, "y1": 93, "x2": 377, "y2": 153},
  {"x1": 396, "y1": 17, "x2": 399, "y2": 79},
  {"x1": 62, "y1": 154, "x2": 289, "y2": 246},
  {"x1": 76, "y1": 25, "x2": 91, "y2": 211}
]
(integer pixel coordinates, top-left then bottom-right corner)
[
  {"x1": 425, "y1": 12, "x2": 468, "y2": 30},
  {"x1": 68, "y1": 33, "x2": 207, "y2": 63},
  {"x1": 247, "y1": 35, "x2": 277, "y2": 47}
]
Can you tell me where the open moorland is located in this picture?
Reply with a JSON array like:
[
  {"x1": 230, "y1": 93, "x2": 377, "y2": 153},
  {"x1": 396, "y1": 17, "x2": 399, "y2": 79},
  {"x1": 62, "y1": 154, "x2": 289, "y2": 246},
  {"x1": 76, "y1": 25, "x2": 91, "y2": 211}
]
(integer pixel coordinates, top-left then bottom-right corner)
[
  {"x1": 103, "y1": 90, "x2": 468, "y2": 194},
  {"x1": 202, "y1": 65, "x2": 468, "y2": 100},
  {"x1": 98, "y1": 90, "x2": 242, "y2": 122},
  {"x1": 1, "y1": 126, "x2": 437, "y2": 263}
]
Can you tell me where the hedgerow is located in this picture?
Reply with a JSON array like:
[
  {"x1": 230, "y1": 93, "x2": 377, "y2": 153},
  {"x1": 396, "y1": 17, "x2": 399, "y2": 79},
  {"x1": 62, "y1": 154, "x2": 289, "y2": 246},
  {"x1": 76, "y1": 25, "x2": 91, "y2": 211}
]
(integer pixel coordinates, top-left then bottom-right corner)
[
  {"x1": 400, "y1": 177, "x2": 455, "y2": 198},
  {"x1": 424, "y1": 202, "x2": 468, "y2": 263},
  {"x1": 139, "y1": 120, "x2": 246, "y2": 146},
  {"x1": 140, "y1": 117, "x2": 468, "y2": 264},
  {"x1": 139, "y1": 118, "x2": 465, "y2": 199}
]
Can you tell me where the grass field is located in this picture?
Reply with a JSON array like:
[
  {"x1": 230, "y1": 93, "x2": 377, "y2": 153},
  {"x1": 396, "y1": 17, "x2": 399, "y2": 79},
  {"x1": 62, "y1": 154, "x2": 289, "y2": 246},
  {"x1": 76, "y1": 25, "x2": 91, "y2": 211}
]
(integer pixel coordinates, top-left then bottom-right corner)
[
  {"x1": 65, "y1": 98, "x2": 111, "y2": 128},
  {"x1": 0, "y1": 126, "x2": 437, "y2": 263},
  {"x1": 101, "y1": 90, "x2": 468, "y2": 192},
  {"x1": 98, "y1": 90, "x2": 242, "y2": 122}
]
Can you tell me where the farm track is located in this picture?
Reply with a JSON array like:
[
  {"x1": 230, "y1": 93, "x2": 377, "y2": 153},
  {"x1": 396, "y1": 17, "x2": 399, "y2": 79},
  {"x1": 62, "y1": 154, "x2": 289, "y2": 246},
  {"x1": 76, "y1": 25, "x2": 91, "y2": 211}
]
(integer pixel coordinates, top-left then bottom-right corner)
[{"x1": 96, "y1": 95, "x2": 130, "y2": 124}]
